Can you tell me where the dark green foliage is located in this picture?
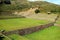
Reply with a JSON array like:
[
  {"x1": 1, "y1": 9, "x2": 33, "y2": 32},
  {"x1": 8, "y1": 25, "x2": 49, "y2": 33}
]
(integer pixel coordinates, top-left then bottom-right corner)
[
  {"x1": 0, "y1": 1, "x2": 3, "y2": 4},
  {"x1": 4, "y1": 0, "x2": 11, "y2": 4},
  {"x1": 50, "y1": 9, "x2": 60, "y2": 14},
  {"x1": 35, "y1": 9, "x2": 40, "y2": 14},
  {"x1": 0, "y1": 0, "x2": 11, "y2": 4},
  {"x1": 0, "y1": 35, "x2": 4, "y2": 40}
]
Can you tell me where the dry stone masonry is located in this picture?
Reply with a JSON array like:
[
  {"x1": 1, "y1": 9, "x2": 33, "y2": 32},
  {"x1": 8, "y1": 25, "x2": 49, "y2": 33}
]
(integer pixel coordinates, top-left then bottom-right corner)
[{"x1": 3, "y1": 22, "x2": 54, "y2": 36}]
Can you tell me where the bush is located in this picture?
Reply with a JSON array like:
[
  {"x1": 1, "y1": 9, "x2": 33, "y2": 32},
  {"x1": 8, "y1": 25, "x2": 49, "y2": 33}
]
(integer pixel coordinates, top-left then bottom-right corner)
[
  {"x1": 4, "y1": 0, "x2": 11, "y2": 4},
  {"x1": 35, "y1": 9, "x2": 40, "y2": 14},
  {"x1": 0, "y1": 35, "x2": 4, "y2": 40}
]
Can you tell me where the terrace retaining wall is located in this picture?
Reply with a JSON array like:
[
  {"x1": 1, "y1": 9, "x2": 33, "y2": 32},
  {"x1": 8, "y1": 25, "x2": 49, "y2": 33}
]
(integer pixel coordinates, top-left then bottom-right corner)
[
  {"x1": 0, "y1": 16, "x2": 25, "y2": 19},
  {"x1": 3, "y1": 22, "x2": 55, "y2": 36}
]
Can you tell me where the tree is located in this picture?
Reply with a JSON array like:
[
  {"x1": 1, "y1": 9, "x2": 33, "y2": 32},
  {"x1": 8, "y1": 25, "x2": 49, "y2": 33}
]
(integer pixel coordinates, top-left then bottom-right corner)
[
  {"x1": 4, "y1": 0, "x2": 11, "y2": 4},
  {"x1": 35, "y1": 9, "x2": 40, "y2": 14},
  {"x1": 0, "y1": 35, "x2": 4, "y2": 40}
]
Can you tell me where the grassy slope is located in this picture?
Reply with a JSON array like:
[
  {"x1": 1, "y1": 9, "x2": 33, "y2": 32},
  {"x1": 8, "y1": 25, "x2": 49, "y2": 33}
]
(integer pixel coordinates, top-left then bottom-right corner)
[
  {"x1": 24, "y1": 26, "x2": 60, "y2": 40},
  {"x1": 6, "y1": 26, "x2": 60, "y2": 40},
  {"x1": 3, "y1": 36, "x2": 11, "y2": 40},
  {"x1": 4, "y1": 34, "x2": 30, "y2": 40},
  {"x1": 2, "y1": 16, "x2": 60, "y2": 40},
  {"x1": 7, "y1": 34, "x2": 30, "y2": 40},
  {"x1": 0, "y1": 18, "x2": 48, "y2": 31}
]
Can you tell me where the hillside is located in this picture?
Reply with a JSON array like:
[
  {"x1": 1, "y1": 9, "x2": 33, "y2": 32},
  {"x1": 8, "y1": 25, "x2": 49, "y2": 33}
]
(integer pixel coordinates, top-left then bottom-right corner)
[
  {"x1": 30, "y1": 1, "x2": 60, "y2": 12},
  {"x1": 0, "y1": 0, "x2": 60, "y2": 13}
]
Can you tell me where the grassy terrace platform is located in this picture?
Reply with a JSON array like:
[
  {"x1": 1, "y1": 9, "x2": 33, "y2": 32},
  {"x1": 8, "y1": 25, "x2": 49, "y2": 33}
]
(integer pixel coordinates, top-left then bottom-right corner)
[
  {"x1": 0, "y1": 18, "x2": 59, "y2": 40},
  {"x1": 24, "y1": 26, "x2": 60, "y2": 40},
  {"x1": 0, "y1": 18, "x2": 49, "y2": 31},
  {"x1": 7, "y1": 34, "x2": 30, "y2": 40},
  {"x1": 4, "y1": 34, "x2": 30, "y2": 40},
  {"x1": 6, "y1": 26, "x2": 60, "y2": 40}
]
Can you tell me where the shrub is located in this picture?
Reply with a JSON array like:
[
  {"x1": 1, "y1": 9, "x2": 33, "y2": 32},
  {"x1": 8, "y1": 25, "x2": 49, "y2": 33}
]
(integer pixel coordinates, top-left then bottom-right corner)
[
  {"x1": 35, "y1": 9, "x2": 40, "y2": 14},
  {"x1": 0, "y1": 35, "x2": 4, "y2": 40}
]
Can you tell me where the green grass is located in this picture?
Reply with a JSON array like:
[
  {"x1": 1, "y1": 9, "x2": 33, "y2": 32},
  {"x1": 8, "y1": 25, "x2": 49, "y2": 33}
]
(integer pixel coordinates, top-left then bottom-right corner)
[
  {"x1": 0, "y1": 18, "x2": 48, "y2": 31},
  {"x1": 7, "y1": 34, "x2": 30, "y2": 40},
  {"x1": 1, "y1": 18, "x2": 60, "y2": 40},
  {"x1": 4, "y1": 26, "x2": 60, "y2": 40},
  {"x1": 24, "y1": 26, "x2": 60, "y2": 40},
  {"x1": 3, "y1": 36, "x2": 11, "y2": 40},
  {"x1": 4, "y1": 34, "x2": 30, "y2": 40}
]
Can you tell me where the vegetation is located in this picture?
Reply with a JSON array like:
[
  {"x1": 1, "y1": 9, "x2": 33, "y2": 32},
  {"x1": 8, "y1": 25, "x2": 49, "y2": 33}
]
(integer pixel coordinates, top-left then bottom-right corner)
[
  {"x1": 0, "y1": 0, "x2": 60, "y2": 13},
  {"x1": 0, "y1": 35, "x2": 4, "y2": 40},
  {"x1": 0, "y1": 18, "x2": 48, "y2": 31},
  {"x1": 3, "y1": 26, "x2": 60, "y2": 40},
  {"x1": 35, "y1": 9, "x2": 40, "y2": 14},
  {"x1": 24, "y1": 26, "x2": 60, "y2": 40},
  {"x1": 7, "y1": 34, "x2": 30, "y2": 40},
  {"x1": 0, "y1": 0, "x2": 60, "y2": 40}
]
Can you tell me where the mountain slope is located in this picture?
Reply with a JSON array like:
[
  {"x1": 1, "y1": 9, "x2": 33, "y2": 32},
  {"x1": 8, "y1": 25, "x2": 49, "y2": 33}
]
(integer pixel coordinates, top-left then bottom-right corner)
[{"x1": 0, "y1": 0, "x2": 60, "y2": 13}]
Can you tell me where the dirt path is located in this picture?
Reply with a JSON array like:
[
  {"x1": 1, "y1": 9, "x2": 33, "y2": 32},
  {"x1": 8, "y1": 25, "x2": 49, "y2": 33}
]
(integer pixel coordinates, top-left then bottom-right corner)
[{"x1": 54, "y1": 24, "x2": 60, "y2": 26}]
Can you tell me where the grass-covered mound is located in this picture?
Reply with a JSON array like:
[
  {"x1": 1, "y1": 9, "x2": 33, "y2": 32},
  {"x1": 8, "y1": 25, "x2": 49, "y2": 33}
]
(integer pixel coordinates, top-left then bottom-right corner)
[
  {"x1": 0, "y1": 18, "x2": 49, "y2": 31},
  {"x1": 24, "y1": 26, "x2": 60, "y2": 40}
]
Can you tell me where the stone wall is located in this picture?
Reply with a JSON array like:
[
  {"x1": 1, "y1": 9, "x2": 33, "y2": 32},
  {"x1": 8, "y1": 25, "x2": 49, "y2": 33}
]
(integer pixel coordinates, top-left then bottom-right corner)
[
  {"x1": 0, "y1": 11, "x2": 25, "y2": 19},
  {"x1": 3, "y1": 22, "x2": 54, "y2": 36}
]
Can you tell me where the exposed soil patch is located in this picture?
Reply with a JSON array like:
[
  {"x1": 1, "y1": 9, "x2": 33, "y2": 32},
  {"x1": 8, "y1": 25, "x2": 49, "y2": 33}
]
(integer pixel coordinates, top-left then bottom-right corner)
[{"x1": 54, "y1": 24, "x2": 60, "y2": 27}]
